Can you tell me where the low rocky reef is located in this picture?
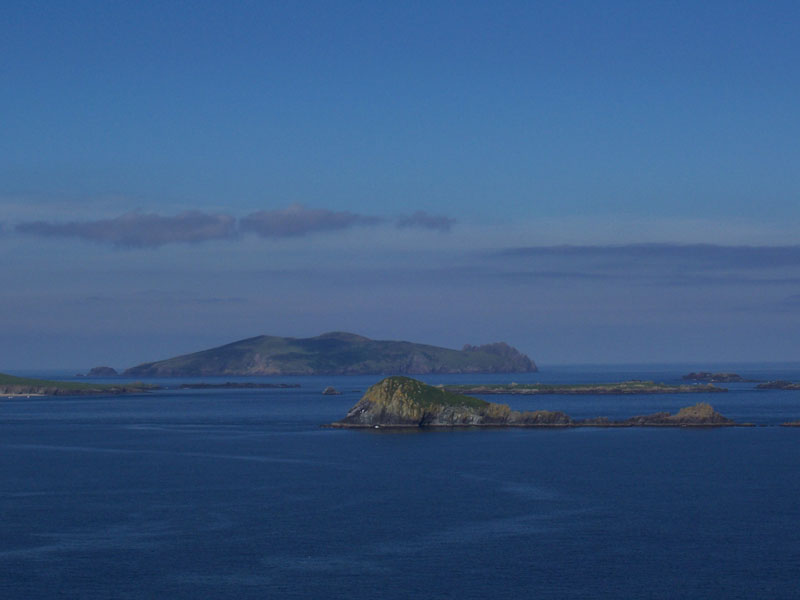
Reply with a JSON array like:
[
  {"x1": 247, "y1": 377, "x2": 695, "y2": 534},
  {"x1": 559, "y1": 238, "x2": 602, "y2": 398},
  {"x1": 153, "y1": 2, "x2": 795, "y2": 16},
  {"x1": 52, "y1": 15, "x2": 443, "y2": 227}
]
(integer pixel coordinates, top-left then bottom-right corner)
[
  {"x1": 682, "y1": 372, "x2": 758, "y2": 383},
  {"x1": 178, "y1": 382, "x2": 300, "y2": 389},
  {"x1": 444, "y1": 381, "x2": 727, "y2": 395},
  {"x1": 756, "y1": 380, "x2": 800, "y2": 390},
  {"x1": 330, "y1": 377, "x2": 736, "y2": 429}
]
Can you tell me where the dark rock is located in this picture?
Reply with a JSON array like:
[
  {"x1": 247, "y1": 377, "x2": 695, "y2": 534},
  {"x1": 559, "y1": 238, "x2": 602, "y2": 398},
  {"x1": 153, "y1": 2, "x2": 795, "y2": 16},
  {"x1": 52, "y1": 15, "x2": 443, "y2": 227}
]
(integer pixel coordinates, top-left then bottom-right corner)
[
  {"x1": 87, "y1": 366, "x2": 118, "y2": 377},
  {"x1": 322, "y1": 386, "x2": 341, "y2": 395}
]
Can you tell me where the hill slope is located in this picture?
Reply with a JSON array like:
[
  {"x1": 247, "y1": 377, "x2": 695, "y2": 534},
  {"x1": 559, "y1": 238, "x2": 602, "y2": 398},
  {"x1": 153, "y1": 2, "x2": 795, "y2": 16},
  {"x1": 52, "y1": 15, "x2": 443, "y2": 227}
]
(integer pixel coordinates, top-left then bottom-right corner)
[{"x1": 124, "y1": 332, "x2": 537, "y2": 377}]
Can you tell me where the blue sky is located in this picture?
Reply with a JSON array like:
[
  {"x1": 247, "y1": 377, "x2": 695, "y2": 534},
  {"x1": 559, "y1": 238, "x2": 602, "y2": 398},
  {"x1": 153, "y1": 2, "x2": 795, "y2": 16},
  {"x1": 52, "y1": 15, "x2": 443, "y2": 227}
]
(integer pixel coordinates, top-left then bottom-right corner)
[{"x1": 3, "y1": 1, "x2": 800, "y2": 369}]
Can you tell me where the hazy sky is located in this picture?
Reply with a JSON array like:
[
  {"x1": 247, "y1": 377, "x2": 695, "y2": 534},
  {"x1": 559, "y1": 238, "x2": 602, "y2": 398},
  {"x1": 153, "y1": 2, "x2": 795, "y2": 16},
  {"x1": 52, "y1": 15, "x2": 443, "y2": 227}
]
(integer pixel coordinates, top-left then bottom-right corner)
[{"x1": 3, "y1": 1, "x2": 800, "y2": 369}]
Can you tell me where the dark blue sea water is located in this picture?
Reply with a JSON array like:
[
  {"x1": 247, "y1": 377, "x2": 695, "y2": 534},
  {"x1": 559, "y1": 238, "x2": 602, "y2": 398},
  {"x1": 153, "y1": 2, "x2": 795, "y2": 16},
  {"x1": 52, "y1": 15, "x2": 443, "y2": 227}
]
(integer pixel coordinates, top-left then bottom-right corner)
[{"x1": 2, "y1": 366, "x2": 800, "y2": 599}]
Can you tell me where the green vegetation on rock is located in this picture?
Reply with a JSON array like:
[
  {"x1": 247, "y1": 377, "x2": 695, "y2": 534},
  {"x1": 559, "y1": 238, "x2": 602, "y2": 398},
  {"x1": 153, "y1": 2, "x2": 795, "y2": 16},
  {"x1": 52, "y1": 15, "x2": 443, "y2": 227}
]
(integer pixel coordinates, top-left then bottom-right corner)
[{"x1": 124, "y1": 332, "x2": 537, "y2": 377}]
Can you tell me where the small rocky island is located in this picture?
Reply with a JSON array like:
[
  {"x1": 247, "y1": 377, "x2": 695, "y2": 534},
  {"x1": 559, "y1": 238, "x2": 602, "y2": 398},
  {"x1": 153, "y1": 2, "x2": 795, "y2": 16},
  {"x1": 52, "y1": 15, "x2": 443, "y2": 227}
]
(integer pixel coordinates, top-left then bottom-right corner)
[
  {"x1": 330, "y1": 377, "x2": 736, "y2": 428},
  {"x1": 86, "y1": 366, "x2": 119, "y2": 377},
  {"x1": 444, "y1": 381, "x2": 727, "y2": 395}
]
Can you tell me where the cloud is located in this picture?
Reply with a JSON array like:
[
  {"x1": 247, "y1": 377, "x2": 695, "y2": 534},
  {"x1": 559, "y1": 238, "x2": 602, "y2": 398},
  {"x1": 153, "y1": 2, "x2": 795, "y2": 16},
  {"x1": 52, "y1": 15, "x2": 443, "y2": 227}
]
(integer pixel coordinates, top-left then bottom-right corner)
[
  {"x1": 396, "y1": 211, "x2": 456, "y2": 232},
  {"x1": 240, "y1": 204, "x2": 383, "y2": 238},
  {"x1": 16, "y1": 211, "x2": 237, "y2": 248}
]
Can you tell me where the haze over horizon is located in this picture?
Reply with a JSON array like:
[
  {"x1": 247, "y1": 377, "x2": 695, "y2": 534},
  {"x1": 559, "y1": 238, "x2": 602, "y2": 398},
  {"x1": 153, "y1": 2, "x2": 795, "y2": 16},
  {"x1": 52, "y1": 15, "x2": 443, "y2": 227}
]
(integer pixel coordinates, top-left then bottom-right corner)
[{"x1": 3, "y1": 1, "x2": 800, "y2": 370}]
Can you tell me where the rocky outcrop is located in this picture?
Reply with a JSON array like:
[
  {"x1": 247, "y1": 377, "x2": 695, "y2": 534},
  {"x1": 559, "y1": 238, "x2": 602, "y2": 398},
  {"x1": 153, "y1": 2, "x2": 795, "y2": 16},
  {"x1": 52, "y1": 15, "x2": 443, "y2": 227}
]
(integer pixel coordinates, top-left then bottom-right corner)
[
  {"x1": 331, "y1": 377, "x2": 735, "y2": 428},
  {"x1": 617, "y1": 402, "x2": 733, "y2": 426},
  {"x1": 322, "y1": 386, "x2": 341, "y2": 395},
  {"x1": 86, "y1": 366, "x2": 119, "y2": 377}
]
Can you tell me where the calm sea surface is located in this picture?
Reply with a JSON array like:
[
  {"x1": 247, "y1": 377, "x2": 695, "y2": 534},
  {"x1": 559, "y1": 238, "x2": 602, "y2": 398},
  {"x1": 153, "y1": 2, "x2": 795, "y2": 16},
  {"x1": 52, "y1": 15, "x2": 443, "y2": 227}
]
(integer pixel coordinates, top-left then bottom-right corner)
[{"x1": 2, "y1": 366, "x2": 800, "y2": 599}]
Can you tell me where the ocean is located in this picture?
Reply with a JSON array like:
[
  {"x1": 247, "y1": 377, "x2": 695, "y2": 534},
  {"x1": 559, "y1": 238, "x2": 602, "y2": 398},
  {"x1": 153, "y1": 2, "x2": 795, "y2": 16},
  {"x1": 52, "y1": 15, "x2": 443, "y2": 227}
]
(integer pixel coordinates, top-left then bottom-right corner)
[{"x1": 1, "y1": 366, "x2": 799, "y2": 599}]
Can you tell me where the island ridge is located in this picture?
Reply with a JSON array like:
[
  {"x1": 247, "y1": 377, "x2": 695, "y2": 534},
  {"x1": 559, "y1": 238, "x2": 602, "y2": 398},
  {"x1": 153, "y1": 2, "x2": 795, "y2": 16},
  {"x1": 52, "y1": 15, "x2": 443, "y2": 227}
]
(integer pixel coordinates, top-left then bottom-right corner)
[{"x1": 124, "y1": 332, "x2": 537, "y2": 377}]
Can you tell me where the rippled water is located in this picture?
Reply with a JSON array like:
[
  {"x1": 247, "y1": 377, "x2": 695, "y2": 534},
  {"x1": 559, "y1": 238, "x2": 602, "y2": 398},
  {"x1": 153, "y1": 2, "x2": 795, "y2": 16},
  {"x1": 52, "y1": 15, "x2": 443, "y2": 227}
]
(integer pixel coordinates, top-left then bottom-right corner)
[{"x1": 1, "y1": 367, "x2": 799, "y2": 599}]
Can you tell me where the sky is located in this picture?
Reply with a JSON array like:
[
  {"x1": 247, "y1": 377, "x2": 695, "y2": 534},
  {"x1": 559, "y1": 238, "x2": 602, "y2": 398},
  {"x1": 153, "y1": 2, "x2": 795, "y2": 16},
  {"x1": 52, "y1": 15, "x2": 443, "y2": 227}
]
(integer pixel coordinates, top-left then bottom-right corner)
[{"x1": 3, "y1": 0, "x2": 800, "y2": 370}]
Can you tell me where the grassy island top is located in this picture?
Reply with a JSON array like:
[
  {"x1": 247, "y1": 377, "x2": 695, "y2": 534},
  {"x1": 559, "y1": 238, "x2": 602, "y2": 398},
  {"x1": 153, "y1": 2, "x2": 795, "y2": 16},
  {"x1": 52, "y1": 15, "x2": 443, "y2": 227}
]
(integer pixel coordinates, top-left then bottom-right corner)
[{"x1": 374, "y1": 376, "x2": 488, "y2": 409}]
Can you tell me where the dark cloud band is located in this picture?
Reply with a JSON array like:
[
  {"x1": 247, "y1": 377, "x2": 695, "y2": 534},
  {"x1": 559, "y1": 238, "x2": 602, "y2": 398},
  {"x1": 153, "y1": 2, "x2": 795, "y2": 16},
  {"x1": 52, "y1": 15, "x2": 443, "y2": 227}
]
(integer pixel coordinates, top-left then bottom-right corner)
[
  {"x1": 16, "y1": 211, "x2": 237, "y2": 248},
  {"x1": 16, "y1": 205, "x2": 457, "y2": 247},
  {"x1": 240, "y1": 205, "x2": 383, "y2": 237}
]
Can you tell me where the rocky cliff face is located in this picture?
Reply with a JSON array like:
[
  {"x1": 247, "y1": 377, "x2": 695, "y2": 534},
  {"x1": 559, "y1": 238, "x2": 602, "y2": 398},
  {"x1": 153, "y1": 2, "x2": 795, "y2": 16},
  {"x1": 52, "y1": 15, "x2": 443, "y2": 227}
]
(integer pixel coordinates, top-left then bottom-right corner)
[{"x1": 332, "y1": 377, "x2": 735, "y2": 428}]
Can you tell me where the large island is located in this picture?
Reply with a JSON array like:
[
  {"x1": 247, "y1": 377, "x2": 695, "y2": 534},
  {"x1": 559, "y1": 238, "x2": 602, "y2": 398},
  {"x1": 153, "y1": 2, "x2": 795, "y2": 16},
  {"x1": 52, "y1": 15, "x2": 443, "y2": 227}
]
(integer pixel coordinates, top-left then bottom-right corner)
[
  {"x1": 124, "y1": 332, "x2": 537, "y2": 377},
  {"x1": 331, "y1": 376, "x2": 736, "y2": 428}
]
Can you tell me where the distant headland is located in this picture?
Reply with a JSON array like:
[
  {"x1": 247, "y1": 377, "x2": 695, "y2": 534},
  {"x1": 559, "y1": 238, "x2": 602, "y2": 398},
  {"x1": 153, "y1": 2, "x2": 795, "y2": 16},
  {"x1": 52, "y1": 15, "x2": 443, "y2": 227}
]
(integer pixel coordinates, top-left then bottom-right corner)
[
  {"x1": 123, "y1": 332, "x2": 537, "y2": 377},
  {"x1": 330, "y1": 376, "x2": 737, "y2": 429}
]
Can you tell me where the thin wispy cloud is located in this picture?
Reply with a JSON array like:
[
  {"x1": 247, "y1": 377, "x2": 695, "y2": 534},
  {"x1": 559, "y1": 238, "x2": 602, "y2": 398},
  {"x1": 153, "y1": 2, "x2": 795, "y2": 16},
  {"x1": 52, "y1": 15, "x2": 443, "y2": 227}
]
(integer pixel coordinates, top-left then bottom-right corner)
[
  {"x1": 240, "y1": 204, "x2": 383, "y2": 238},
  {"x1": 14, "y1": 205, "x2": 458, "y2": 247},
  {"x1": 396, "y1": 211, "x2": 456, "y2": 232},
  {"x1": 483, "y1": 243, "x2": 800, "y2": 289},
  {"x1": 16, "y1": 211, "x2": 237, "y2": 248},
  {"x1": 499, "y1": 243, "x2": 800, "y2": 269}
]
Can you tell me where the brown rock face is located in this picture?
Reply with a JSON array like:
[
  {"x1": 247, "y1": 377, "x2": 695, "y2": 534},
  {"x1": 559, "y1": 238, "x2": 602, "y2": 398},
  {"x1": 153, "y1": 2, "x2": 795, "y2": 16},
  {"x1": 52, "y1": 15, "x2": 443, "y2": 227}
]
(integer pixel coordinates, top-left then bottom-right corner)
[{"x1": 623, "y1": 402, "x2": 734, "y2": 426}]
